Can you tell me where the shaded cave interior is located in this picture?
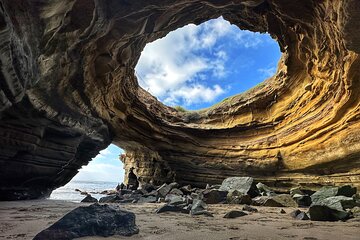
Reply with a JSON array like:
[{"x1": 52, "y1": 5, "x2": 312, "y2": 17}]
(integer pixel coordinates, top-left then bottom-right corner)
[{"x1": 0, "y1": 0, "x2": 359, "y2": 200}]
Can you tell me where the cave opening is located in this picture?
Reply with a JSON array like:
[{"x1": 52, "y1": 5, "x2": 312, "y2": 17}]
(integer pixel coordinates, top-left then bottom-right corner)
[
  {"x1": 135, "y1": 17, "x2": 281, "y2": 110},
  {"x1": 49, "y1": 144, "x2": 125, "y2": 202}
]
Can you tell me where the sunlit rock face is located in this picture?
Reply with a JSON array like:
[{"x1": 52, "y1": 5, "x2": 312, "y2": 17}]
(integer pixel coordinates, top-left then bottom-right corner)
[{"x1": 0, "y1": 0, "x2": 359, "y2": 200}]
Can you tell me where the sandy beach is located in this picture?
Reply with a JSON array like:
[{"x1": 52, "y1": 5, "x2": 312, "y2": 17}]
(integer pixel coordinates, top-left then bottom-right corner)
[{"x1": 0, "y1": 200, "x2": 359, "y2": 240}]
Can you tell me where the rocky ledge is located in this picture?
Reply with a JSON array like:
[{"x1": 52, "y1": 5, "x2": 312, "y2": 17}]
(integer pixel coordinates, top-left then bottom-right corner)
[{"x1": 0, "y1": 0, "x2": 360, "y2": 200}]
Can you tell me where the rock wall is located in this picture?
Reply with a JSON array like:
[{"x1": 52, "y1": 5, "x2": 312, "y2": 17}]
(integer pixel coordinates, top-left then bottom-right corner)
[{"x1": 0, "y1": 0, "x2": 359, "y2": 200}]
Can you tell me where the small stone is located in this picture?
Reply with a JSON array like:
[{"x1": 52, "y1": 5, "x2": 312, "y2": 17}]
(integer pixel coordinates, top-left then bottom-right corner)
[
  {"x1": 280, "y1": 209, "x2": 286, "y2": 214},
  {"x1": 296, "y1": 212, "x2": 309, "y2": 220},
  {"x1": 242, "y1": 204, "x2": 258, "y2": 212},
  {"x1": 81, "y1": 195, "x2": 98, "y2": 203},
  {"x1": 223, "y1": 210, "x2": 248, "y2": 219},
  {"x1": 290, "y1": 209, "x2": 302, "y2": 218}
]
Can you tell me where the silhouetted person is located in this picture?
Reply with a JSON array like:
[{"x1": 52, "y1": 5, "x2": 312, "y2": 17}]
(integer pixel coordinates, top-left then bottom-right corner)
[{"x1": 127, "y1": 168, "x2": 139, "y2": 190}]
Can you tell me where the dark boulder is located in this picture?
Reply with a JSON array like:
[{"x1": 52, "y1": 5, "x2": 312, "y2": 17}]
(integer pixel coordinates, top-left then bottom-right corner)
[
  {"x1": 137, "y1": 196, "x2": 157, "y2": 203},
  {"x1": 309, "y1": 205, "x2": 350, "y2": 221},
  {"x1": 309, "y1": 195, "x2": 355, "y2": 221},
  {"x1": 219, "y1": 177, "x2": 259, "y2": 197},
  {"x1": 226, "y1": 190, "x2": 252, "y2": 204},
  {"x1": 155, "y1": 204, "x2": 189, "y2": 214},
  {"x1": 223, "y1": 210, "x2": 248, "y2": 219},
  {"x1": 33, "y1": 203, "x2": 139, "y2": 240},
  {"x1": 292, "y1": 194, "x2": 312, "y2": 207},
  {"x1": 81, "y1": 195, "x2": 98, "y2": 203},
  {"x1": 311, "y1": 185, "x2": 357, "y2": 205},
  {"x1": 99, "y1": 195, "x2": 121, "y2": 203},
  {"x1": 203, "y1": 189, "x2": 227, "y2": 204}
]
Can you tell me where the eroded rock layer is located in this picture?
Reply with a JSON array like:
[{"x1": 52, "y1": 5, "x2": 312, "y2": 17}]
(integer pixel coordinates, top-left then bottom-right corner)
[{"x1": 0, "y1": 0, "x2": 359, "y2": 200}]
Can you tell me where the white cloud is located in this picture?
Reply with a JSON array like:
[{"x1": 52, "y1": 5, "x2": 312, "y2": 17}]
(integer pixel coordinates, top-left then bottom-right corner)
[
  {"x1": 135, "y1": 17, "x2": 267, "y2": 107},
  {"x1": 73, "y1": 162, "x2": 124, "y2": 183},
  {"x1": 258, "y1": 66, "x2": 277, "y2": 78}
]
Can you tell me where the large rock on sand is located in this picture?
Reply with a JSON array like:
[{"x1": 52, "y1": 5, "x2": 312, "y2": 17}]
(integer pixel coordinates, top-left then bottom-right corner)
[
  {"x1": 219, "y1": 177, "x2": 259, "y2": 197},
  {"x1": 33, "y1": 203, "x2": 139, "y2": 240}
]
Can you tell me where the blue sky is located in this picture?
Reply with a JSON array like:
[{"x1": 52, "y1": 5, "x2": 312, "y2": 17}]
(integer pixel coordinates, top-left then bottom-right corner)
[{"x1": 73, "y1": 17, "x2": 281, "y2": 182}]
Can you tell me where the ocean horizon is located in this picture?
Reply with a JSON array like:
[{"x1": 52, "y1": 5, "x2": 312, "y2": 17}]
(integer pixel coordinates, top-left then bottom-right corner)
[{"x1": 49, "y1": 180, "x2": 119, "y2": 202}]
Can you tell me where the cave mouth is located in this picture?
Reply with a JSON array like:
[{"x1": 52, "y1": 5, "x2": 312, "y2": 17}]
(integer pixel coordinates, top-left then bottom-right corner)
[
  {"x1": 135, "y1": 17, "x2": 281, "y2": 110},
  {"x1": 49, "y1": 144, "x2": 125, "y2": 202}
]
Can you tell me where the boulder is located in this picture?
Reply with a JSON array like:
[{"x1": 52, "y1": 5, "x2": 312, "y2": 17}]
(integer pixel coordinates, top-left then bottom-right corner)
[
  {"x1": 203, "y1": 189, "x2": 227, "y2": 204},
  {"x1": 311, "y1": 185, "x2": 357, "y2": 205},
  {"x1": 219, "y1": 177, "x2": 259, "y2": 197},
  {"x1": 242, "y1": 204, "x2": 258, "y2": 213},
  {"x1": 256, "y1": 182, "x2": 275, "y2": 196},
  {"x1": 309, "y1": 205, "x2": 350, "y2": 221},
  {"x1": 223, "y1": 210, "x2": 248, "y2": 219},
  {"x1": 165, "y1": 194, "x2": 185, "y2": 206},
  {"x1": 180, "y1": 185, "x2": 192, "y2": 195},
  {"x1": 190, "y1": 199, "x2": 212, "y2": 216},
  {"x1": 292, "y1": 194, "x2": 312, "y2": 207},
  {"x1": 99, "y1": 195, "x2": 121, "y2": 203},
  {"x1": 137, "y1": 196, "x2": 157, "y2": 203},
  {"x1": 33, "y1": 204, "x2": 139, "y2": 240},
  {"x1": 252, "y1": 195, "x2": 297, "y2": 207},
  {"x1": 81, "y1": 195, "x2": 98, "y2": 203},
  {"x1": 140, "y1": 183, "x2": 156, "y2": 193},
  {"x1": 226, "y1": 190, "x2": 252, "y2": 204},
  {"x1": 155, "y1": 204, "x2": 189, "y2": 214},
  {"x1": 156, "y1": 184, "x2": 172, "y2": 198},
  {"x1": 290, "y1": 187, "x2": 304, "y2": 196},
  {"x1": 350, "y1": 206, "x2": 360, "y2": 218},
  {"x1": 169, "y1": 188, "x2": 183, "y2": 196},
  {"x1": 309, "y1": 195, "x2": 355, "y2": 221}
]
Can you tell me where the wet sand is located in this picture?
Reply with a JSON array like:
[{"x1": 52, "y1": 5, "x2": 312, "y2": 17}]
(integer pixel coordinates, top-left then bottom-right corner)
[{"x1": 0, "y1": 200, "x2": 359, "y2": 240}]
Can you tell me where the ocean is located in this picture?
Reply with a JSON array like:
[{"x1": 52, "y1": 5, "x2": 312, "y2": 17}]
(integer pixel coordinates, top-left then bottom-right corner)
[{"x1": 49, "y1": 180, "x2": 118, "y2": 202}]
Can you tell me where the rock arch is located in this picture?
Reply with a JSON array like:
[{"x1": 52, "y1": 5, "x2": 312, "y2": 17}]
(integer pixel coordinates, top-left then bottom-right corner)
[{"x1": 0, "y1": 0, "x2": 359, "y2": 200}]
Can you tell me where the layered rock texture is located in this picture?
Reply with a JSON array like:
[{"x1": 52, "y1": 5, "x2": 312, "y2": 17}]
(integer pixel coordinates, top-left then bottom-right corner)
[{"x1": 0, "y1": 0, "x2": 359, "y2": 200}]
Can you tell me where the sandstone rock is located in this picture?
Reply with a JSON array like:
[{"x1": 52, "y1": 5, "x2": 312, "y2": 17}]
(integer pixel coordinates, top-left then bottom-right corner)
[
  {"x1": 33, "y1": 204, "x2": 138, "y2": 239},
  {"x1": 226, "y1": 190, "x2": 252, "y2": 204},
  {"x1": 223, "y1": 210, "x2": 248, "y2": 219},
  {"x1": 219, "y1": 177, "x2": 259, "y2": 198},
  {"x1": 81, "y1": 195, "x2": 98, "y2": 203},
  {"x1": 1, "y1": 0, "x2": 360, "y2": 200},
  {"x1": 203, "y1": 189, "x2": 227, "y2": 204}
]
